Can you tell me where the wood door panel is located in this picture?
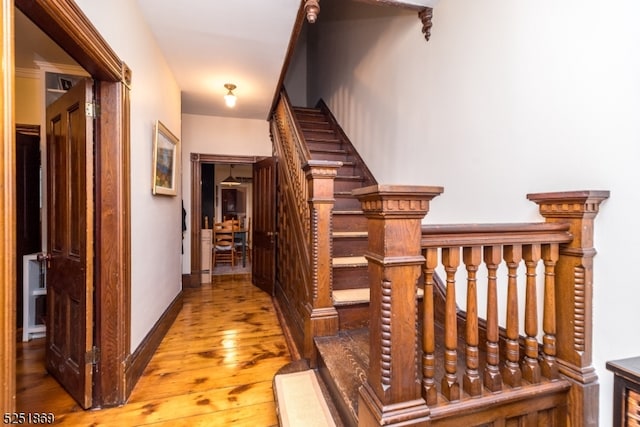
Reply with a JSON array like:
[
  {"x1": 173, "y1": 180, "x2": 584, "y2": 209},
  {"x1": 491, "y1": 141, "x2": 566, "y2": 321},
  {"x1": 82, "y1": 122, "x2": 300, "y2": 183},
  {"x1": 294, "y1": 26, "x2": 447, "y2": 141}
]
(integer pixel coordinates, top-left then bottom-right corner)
[
  {"x1": 45, "y1": 78, "x2": 94, "y2": 409},
  {"x1": 252, "y1": 157, "x2": 277, "y2": 295}
]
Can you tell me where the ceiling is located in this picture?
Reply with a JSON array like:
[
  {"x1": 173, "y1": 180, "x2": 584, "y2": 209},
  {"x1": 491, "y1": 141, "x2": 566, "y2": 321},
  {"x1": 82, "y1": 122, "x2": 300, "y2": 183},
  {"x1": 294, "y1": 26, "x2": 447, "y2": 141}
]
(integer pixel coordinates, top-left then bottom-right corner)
[
  {"x1": 15, "y1": 0, "x2": 438, "y2": 120},
  {"x1": 15, "y1": 1, "x2": 301, "y2": 120}
]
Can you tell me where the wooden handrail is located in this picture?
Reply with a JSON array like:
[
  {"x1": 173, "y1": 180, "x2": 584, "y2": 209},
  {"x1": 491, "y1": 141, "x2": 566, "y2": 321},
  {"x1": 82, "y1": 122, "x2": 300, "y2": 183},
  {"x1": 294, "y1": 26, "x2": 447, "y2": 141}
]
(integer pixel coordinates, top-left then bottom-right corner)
[{"x1": 421, "y1": 222, "x2": 572, "y2": 247}]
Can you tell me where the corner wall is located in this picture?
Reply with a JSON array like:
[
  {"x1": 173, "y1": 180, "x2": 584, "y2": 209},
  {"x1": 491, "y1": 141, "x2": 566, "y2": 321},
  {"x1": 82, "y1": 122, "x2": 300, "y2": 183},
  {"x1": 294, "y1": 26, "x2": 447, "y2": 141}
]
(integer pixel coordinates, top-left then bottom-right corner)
[{"x1": 309, "y1": 0, "x2": 640, "y2": 423}]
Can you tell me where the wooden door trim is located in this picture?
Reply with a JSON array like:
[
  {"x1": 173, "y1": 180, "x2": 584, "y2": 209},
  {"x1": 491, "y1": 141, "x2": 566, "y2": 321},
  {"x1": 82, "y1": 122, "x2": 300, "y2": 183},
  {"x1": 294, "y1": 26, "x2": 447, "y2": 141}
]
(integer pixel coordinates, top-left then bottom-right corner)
[
  {"x1": 190, "y1": 154, "x2": 267, "y2": 282},
  {"x1": 1, "y1": 0, "x2": 16, "y2": 413},
  {"x1": 1, "y1": 0, "x2": 133, "y2": 410}
]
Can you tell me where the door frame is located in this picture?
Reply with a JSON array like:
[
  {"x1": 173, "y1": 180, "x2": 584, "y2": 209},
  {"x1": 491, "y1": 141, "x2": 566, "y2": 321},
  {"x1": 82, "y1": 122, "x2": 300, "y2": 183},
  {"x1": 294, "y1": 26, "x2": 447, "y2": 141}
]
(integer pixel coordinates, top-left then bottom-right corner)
[
  {"x1": 189, "y1": 154, "x2": 266, "y2": 283},
  {"x1": 2, "y1": 0, "x2": 132, "y2": 410}
]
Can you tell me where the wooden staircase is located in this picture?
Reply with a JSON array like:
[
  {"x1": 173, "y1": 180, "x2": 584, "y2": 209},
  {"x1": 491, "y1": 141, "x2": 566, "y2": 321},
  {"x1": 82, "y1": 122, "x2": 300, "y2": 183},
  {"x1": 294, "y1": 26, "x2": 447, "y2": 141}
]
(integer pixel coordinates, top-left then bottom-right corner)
[{"x1": 292, "y1": 105, "x2": 375, "y2": 331}]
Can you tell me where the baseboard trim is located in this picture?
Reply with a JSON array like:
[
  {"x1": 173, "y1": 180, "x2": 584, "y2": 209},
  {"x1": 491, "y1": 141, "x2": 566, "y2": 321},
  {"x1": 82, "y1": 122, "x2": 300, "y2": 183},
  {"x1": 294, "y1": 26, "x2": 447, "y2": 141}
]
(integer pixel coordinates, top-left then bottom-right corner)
[
  {"x1": 273, "y1": 288, "x2": 303, "y2": 362},
  {"x1": 182, "y1": 273, "x2": 200, "y2": 289},
  {"x1": 124, "y1": 291, "x2": 183, "y2": 396}
]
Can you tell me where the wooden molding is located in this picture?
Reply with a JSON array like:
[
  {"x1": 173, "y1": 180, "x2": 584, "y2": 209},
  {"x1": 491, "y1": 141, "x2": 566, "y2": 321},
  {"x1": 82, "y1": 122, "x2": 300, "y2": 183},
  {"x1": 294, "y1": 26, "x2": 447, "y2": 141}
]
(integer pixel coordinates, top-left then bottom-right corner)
[
  {"x1": 304, "y1": 0, "x2": 320, "y2": 23},
  {"x1": 419, "y1": 7, "x2": 433, "y2": 41},
  {"x1": 15, "y1": 0, "x2": 124, "y2": 83},
  {"x1": 0, "y1": 0, "x2": 16, "y2": 414},
  {"x1": 125, "y1": 292, "x2": 183, "y2": 397}
]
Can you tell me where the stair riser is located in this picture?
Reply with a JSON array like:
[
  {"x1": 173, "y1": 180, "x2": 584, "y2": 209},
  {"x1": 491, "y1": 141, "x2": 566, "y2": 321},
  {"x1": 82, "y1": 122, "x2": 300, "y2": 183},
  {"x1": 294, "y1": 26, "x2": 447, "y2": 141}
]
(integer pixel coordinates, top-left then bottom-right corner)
[
  {"x1": 334, "y1": 179, "x2": 365, "y2": 193},
  {"x1": 333, "y1": 238, "x2": 368, "y2": 257},
  {"x1": 294, "y1": 112, "x2": 326, "y2": 123},
  {"x1": 334, "y1": 197, "x2": 362, "y2": 210},
  {"x1": 333, "y1": 214, "x2": 367, "y2": 232},
  {"x1": 307, "y1": 140, "x2": 343, "y2": 151},
  {"x1": 311, "y1": 151, "x2": 351, "y2": 162},
  {"x1": 333, "y1": 266, "x2": 369, "y2": 290},
  {"x1": 336, "y1": 303, "x2": 370, "y2": 331},
  {"x1": 303, "y1": 129, "x2": 335, "y2": 139},
  {"x1": 336, "y1": 165, "x2": 363, "y2": 177},
  {"x1": 299, "y1": 122, "x2": 333, "y2": 131}
]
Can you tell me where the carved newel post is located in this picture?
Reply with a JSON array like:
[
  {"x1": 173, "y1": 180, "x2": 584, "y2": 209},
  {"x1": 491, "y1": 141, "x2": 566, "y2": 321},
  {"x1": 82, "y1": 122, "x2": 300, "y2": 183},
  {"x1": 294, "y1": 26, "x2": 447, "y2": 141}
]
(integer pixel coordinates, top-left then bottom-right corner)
[
  {"x1": 303, "y1": 160, "x2": 342, "y2": 361},
  {"x1": 527, "y1": 190, "x2": 609, "y2": 427},
  {"x1": 354, "y1": 185, "x2": 443, "y2": 427}
]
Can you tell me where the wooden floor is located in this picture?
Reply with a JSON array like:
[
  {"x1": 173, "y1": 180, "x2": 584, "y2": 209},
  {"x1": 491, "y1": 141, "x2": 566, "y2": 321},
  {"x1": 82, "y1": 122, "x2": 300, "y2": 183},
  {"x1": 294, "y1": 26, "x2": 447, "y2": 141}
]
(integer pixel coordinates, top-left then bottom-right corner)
[{"x1": 16, "y1": 278, "x2": 292, "y2": 426}]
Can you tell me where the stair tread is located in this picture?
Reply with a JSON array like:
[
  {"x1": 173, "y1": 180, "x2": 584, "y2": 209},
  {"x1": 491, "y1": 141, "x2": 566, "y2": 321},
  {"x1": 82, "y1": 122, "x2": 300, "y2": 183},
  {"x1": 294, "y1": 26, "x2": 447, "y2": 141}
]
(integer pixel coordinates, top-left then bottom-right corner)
[
  {"x1": 274, "y1": 370, "x2": 338, "y2": 427},
  {"x1": 333, "y1": 287, "x2": 424, "y2": 305},
  {"x1": 332, "y1": 256, "x2": 367, "y2": 267},
  {"x1": 333, "y1": 231, "x2": 367, "y2": 237}
]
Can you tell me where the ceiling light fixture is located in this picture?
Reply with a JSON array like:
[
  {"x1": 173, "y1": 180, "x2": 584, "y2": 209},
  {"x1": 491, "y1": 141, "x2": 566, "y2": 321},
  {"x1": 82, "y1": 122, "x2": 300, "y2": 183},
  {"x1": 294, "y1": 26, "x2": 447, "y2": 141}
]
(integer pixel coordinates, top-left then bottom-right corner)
[
  {"x1": 221, "y1": 164, "x2": 241, "y2": 186},
  {"x1": 224, "y1": 83, "x2": 237, "y2": 108}
]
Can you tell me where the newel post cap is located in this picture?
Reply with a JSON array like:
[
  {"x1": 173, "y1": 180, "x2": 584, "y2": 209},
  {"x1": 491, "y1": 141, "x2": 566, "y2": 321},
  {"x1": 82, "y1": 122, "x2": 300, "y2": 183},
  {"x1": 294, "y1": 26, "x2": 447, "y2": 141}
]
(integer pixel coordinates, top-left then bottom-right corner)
[
  {"x1": 527, "y1": 190, "x2": 610, "y2": 219},
  {"x1": 353, "y1": 184, "x2": 444, "y2": 218}
]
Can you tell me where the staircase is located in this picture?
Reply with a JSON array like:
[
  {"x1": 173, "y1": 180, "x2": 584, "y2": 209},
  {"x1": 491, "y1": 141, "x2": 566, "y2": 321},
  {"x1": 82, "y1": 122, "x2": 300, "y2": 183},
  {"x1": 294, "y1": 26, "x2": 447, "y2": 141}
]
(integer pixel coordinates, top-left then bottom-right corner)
[{"x1": 292, "y1": 105, "x2": 375, "y2": 330}]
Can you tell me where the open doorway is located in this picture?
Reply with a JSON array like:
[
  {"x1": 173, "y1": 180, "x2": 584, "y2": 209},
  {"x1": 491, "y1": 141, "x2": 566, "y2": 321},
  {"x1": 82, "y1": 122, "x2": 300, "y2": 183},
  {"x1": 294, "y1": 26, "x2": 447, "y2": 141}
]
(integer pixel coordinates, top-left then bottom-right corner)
[
  {"x1": 203, "y1": 162, "x2": 253, "y2": 280},
  {"x1": 189, "y1": 154, "x2": 267, "y2": 286},
  {"x1": 4, "y1": 0, "x2": 134, "y2": 410}
]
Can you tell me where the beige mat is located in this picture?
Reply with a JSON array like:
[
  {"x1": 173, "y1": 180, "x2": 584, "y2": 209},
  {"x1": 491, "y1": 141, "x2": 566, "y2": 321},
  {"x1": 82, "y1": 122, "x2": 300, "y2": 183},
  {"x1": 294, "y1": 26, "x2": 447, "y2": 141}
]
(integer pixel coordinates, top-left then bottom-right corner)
[{"x1": 274, "y1": 370, "x2": 336, "y2": 427}]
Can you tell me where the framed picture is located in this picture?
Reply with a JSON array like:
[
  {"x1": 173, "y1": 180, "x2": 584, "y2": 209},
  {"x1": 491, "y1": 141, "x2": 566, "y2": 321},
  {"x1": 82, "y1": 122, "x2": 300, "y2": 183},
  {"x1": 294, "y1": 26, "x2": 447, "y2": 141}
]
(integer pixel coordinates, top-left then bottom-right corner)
[
  {"x1": 152, "y1": 120, "x2": 180, "y2": 196},
  {"x1": 59, "y1": 77, "x2": 73, "y2": 90}
]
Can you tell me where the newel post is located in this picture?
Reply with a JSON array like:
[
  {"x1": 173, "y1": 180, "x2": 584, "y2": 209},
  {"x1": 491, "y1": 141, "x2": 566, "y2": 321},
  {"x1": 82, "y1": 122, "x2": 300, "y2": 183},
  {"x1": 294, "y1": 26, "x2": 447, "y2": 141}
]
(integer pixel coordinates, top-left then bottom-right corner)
[
  {"x1": 303, "y1": 160, "x2": 342, "y2": 361},
  {"x1": 527, "y1": 190, "x2": 609, "y2": 427},
  {"x1": 354, "y1": 185, "x2": 443, "y2": 427}
]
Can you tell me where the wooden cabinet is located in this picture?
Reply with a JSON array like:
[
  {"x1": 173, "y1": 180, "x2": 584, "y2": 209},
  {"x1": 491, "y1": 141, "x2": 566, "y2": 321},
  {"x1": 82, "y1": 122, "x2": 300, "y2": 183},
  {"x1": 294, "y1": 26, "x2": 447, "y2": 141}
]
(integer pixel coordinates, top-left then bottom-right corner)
[{"x1": 607, "y1": 357, "x2": 640, "y2": 426}]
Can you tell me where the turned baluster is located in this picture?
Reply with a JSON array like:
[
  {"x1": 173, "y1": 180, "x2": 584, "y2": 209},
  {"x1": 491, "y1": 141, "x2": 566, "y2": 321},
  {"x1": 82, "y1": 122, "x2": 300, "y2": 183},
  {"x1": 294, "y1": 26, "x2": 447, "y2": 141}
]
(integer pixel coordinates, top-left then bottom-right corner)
[
  {"x1": 463, "y1": 246, "x2": 482, "y2": 396},
  {"x1": 522, "y1": 244, "x2": 542, "y2": 383},
  {"x1": 441, "y1": 247, "x2": 461, "y2": 401},
  {"x1": 483, "y1": 245, "x2": 503, "y2": 392},
  {"x1": 422, "y1": 247, "x2": 438, "y2": 405},
  {"x1": 503, "y1": 245, "x2": 522, "y2": 387},
  {"x1": 541, "y1": 243, "x2": 559, "y2": 380}
]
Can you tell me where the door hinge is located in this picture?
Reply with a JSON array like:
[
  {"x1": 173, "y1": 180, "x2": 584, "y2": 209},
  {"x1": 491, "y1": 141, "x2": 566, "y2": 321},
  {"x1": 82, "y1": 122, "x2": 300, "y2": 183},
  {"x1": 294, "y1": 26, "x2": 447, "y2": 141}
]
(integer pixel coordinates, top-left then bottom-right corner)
[
  {"x1": 85, "y1": 102, "x2": 99, "y2": 117},
  {"x1": 85, "y1": 346, "x2": 100, "y2": 366}
]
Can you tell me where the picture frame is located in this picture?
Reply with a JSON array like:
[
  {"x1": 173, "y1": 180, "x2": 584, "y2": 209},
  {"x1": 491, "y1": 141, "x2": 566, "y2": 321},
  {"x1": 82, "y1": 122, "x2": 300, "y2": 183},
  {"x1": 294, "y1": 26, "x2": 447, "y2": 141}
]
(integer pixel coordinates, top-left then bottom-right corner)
[
  {"x1": 58, "y1": 77, "x2": 73, "y2": 91},
  {"x1": 152, "y1": 120, "x2": 180, "y2": 196}
]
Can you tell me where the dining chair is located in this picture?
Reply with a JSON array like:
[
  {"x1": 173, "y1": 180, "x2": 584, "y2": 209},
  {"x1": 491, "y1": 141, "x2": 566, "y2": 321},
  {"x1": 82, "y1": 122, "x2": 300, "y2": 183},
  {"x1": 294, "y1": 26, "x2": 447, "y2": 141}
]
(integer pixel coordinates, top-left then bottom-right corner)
[{"x1": 210, "y1": 222, "x2": 235, "y2": 282}]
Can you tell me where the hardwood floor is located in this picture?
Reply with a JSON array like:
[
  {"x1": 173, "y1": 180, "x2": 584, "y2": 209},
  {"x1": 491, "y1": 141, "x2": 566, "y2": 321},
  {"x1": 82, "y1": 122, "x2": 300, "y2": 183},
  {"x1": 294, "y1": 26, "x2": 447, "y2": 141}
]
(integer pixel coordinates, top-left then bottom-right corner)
[{"x1": 17, "y1": 278, "x2": 292, "y2": 426}]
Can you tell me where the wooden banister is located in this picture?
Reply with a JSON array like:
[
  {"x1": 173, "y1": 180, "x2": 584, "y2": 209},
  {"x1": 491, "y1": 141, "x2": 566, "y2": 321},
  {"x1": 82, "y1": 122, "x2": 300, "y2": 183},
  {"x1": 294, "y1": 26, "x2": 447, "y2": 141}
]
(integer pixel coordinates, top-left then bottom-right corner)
[
  {"x1": 527, "y1": 190, "x2": 609, "y2": 427},
  {"x1": 271, "y1": 91, "x2": 341, "y2": 359},
  {"x1": 354, "y1": 184, "x2": 444, "y2": 426},
  {"x1": 355, "y1": 187, "x2": 608, "y2": 425}
]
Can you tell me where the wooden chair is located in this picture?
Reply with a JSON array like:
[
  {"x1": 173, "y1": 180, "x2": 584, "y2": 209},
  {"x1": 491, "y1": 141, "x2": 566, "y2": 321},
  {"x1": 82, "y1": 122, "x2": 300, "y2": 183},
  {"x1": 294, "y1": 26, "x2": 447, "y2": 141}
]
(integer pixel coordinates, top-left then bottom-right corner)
[{"x1": 210, "y1": 222, "x2": 236, "y2": 281}]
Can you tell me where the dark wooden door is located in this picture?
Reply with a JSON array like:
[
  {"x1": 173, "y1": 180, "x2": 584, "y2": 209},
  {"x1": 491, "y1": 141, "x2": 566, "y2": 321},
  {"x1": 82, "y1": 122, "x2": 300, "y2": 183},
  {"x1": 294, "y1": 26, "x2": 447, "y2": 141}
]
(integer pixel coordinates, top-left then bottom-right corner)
[
  {"x1": 45, "y1": 78, "x2": 94, "y2": 409},
  {"x1": 252, "y1": 157, "x2": 277, "y2": 295}
]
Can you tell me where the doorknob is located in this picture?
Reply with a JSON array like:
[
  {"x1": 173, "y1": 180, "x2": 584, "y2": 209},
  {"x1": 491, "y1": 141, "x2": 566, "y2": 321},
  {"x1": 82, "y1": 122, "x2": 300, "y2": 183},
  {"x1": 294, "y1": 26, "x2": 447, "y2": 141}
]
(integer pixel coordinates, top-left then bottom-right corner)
[{"x1": 37, "y1": 252, "x2": 52, "y2": 268}]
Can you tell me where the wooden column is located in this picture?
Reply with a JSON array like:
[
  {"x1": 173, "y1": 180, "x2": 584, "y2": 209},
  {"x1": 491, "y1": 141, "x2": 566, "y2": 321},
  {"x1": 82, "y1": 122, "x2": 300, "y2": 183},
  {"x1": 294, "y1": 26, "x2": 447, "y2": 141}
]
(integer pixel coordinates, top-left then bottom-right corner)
[
  {"x1": 354, "y1": 185, "x2": 443, "y2": 427},
  {"x1": 527, "y1": 190, "x2": 609, "y2": 427},
  {"x1": 303, "y1": 160, "x2": 341, "y2": 361}
]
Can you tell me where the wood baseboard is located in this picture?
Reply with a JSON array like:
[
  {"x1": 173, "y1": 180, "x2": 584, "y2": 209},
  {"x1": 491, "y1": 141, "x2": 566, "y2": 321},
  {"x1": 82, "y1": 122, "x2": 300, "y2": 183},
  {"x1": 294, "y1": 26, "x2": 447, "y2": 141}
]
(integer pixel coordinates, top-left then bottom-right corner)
[
  {"x1": 124, "y1": 291, "x2": 183, "y2": 396},
  {"x1": 182, "y1": 273, "x2": 200, "y2": 289}
]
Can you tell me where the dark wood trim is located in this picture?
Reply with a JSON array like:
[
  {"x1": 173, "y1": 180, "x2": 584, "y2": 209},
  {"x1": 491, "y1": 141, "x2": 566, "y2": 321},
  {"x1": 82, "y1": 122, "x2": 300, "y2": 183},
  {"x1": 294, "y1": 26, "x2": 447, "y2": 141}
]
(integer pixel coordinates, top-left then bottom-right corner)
[
  {"x1": 1, "y1": 0, "x2": 16, "y2": 413},
  {"x1": 272, "y1": 296, "x2": 302, "y2": 361},
  {"x1": 189, "y1": 154, "x2": 267, "y2": 278},
  {"x1": 353, "y1": 0, "x2": 427, "y2": 10},
  {"x1": 182, "y1": 273, "x2": 198, "y2": 289},
  {"x1": 9, "y1": 0, "x2": 132, "y2": 410},
  {"x1": 15, "y1": 0, "x2": 125, "y2": 83},
  {"x1": 93, "y1": 80, "x2": 131, "y2": 407},
  {"x1": 268, "y1": 3, "x2": 306, "y2": 120},
  {"x1": 124, "y1": 291, "x2": 183, "y2": 397}
]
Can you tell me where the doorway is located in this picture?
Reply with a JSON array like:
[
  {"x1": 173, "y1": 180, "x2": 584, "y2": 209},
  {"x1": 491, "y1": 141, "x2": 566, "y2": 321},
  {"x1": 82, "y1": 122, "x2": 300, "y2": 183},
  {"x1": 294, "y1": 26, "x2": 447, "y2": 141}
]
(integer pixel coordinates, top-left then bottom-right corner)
[
  {"x1": 193, "y1": 157, "x2": 256, "y2": 282},
  {"x1": 4, "y1": 0, "x2": 133, "y2": 411},
  {"x1": 189, "y1": 154, "x2": 267, "y2": 284}
]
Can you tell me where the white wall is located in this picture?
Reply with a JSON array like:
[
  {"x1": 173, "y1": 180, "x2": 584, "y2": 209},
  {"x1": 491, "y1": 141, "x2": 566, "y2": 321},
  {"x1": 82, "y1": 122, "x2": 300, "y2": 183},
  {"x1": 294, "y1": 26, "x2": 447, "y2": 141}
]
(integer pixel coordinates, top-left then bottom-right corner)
[
  {"x1": 75, "y1": 0, "x2": 182, "y2": 351},
  {"x1": 310, "y1": 0, "x2": 640, "y2": 423},
  {"x1": 181, "y1": 113, "x2": 272, "y2": 274}
]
